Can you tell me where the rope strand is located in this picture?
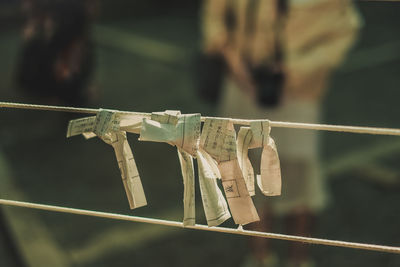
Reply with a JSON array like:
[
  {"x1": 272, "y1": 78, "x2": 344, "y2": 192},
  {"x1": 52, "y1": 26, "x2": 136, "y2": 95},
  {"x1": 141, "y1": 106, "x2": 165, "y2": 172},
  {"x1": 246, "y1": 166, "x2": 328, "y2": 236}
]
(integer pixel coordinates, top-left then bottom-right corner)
[
  {"x1": 0, "y1": 198, "x2": 399, "y2": 254},
  {"x1": 1, "y1": 101, "x2": 400, "y2": 136}
]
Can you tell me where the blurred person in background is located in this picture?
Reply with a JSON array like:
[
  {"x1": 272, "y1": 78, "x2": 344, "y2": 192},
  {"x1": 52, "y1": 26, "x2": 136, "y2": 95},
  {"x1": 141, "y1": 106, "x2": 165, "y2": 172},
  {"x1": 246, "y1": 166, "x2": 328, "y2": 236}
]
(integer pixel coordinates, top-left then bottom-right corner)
[
  {"x1": 2, "y1": 3, "x2": 98, "y2": 264},
  {"x1": 199, "y1": 0, "x2": 361, "y2": 266},
  {"x1": 15, "y1": 0, "x2": 98, "y2": 106}
]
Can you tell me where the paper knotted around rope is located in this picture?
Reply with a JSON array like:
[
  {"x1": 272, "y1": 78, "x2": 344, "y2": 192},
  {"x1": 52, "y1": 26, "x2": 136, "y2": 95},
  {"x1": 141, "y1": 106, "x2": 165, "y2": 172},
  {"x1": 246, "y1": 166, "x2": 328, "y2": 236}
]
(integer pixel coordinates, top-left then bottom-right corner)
[
  {"x1": 66, "y1": 109, "x2": 147, "y2": 209},
  {"x1": 200, "y1": 118, "x2": 260, "y2": 225},
  {"x1": 139, "y1": 110, "x2": 200, "y2": 226},
  {"x1": 237, "y1": 120, "x2": 282, "y2": 196},
  {"x1": 196, "y1": 148, "x2": 231, "y2": 226}
]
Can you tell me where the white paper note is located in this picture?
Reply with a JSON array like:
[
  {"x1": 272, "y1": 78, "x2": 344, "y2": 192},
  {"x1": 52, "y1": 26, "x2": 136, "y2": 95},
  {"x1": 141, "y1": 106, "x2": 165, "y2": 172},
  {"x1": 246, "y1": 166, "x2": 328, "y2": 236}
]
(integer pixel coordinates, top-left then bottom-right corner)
[
  {"x1": 248, "y1": 120, "x2": 282, "y2": 196},
  {"x1": 200, "y1": 119, "x2": 259, "y2": 225},
  {"x1": 139, "y1": 111, "x2": 201, "y2": 226},
  {"x1": 66, "y1": 116, "x2": 96, "y2": 138},
  {"x1": 140, "y1": 111, "x2": 201, "y2": 156},
  {"x1": 197, "y1": 149, "x2": 231, "y2": 226},
  {"x1": 237, "y1": 127, "x2": 255, "y2": 196},
  {"x1": 67, "y1": 110, "x2": 147, "y2": 209},
  {"x1": 177, "y1": 149, "x2": 196, "y2": 226},
  {"x1": 101, "y1": 131, "x2": 147, "y2": 209},
  {"x1": 93, "y1": 109, "x2": 120, "y2": 136}
]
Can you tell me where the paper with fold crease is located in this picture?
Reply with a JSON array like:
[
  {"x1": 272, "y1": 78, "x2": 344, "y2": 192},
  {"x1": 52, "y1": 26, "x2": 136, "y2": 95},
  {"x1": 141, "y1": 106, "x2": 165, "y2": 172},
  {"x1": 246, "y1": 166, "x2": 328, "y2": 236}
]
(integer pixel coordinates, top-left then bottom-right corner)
[
  {"x1": 100, "y1": 131, "x2": 147, "y2": 209},
  {"x1": 66, "y1": 110, "x2": 145, "y2": 138},
  {"x1": 140, "y1": 110, "x2": 199, "y2": 155},
  {"x1": 94, "y1": 109, "x2": 120, "y2": 136},
  {"x1": 200, "y1": 119, "x2": 259, "y2": 225},
  {"x1": 237, "y1": 127, "x2": 255, "y2": 196},
  {"x1": 67, "y1": 116, "x2": 96, "y2": 138},
  {"x1": 177, "y1": 149, "x2": 196, "y2": 226},
  {"x1": 67, "y1": 109, "x2": 147, "y2": 209},
  {"x1": 237, "y1": 120, "x2": 281, "y2": 196},
  {"x1": 197, "y1": 149, "x2": 231, "y2": 226},
  {"x1": 140, "y1": 111, "x2": 200, "y2": 226}
]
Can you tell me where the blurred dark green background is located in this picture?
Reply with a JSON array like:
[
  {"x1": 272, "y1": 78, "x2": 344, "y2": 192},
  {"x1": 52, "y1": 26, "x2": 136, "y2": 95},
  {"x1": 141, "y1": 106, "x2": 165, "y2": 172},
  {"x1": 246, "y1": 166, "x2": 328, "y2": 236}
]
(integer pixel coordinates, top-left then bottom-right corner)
[{"x1": 0, "y1": 0, "x2": 399, "y2": 266}]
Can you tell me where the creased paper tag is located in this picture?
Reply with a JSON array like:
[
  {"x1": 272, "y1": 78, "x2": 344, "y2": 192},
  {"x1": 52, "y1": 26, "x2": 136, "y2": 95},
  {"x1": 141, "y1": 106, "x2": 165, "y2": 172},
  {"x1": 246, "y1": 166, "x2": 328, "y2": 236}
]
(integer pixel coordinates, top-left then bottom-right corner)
[
  {"x1": 177, "y1": 149, "x2": 196, "y2": 226},
  {"x1": 67, "y1": 110, "x2": 147, "y2": 209},
  {"x1": 200, "y1": 119, "x2": 259, "y2": 225},
  {"x1": 139, "y1": 111, "x2": 201, "y2": 226},
  {"x1": 101, "y1": 131, "x2": 147, "y2": 209},
  {"x1": 94, "y1": 109, "x2": 120, "y2": 136},
  {"x1": 197, "y1": 149, "x2": 231, "y2": 226},
  {"x1": 250, "y1": 120, "x2": 281, "y2": 196},
  {"x1": 140, "y1": 111, "x2": 201, "y2": 156},
  {"x1": 237, "y1": 120, "x2": 282, "y2": 196},
  {"x1": 66, "y1": 116, "x2": 96, "y2": 138},
  {"x1": 237, "y1": 127, "x2": 255, "y2": 196}
]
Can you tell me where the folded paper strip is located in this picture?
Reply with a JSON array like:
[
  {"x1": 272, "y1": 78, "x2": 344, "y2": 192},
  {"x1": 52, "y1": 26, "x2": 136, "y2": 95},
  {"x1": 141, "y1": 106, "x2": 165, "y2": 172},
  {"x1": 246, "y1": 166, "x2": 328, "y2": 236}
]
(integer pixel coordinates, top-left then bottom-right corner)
[
  {"x1": 140, "y1": 110, "x2": 198, "y2": 226},
  {"x1": 66, "y1": 111, "x2": 282, "y2": 226},
  {"x1": 200, "y1": 119, "x2": 260, "y2": 225},
  {"x1": 237, "y1": 120, "x2": 281, "y2": 196},
  {"x1": 67, "y1": 109, "x2": 147, "y2": 209},
  {"x1": 140, "y1": 111, "x2": 231, "y2": 226}
]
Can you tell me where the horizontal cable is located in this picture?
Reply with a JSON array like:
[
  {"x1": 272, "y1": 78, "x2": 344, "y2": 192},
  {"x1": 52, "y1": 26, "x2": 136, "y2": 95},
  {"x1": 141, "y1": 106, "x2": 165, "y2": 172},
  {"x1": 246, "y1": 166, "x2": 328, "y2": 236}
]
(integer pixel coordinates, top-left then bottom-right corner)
[
  {"x1": 0, "y1": 198, "x2": 399, "y2": 254},
  {"x1": 1, "y1": 101, "x2": 400, "y2": 136}
]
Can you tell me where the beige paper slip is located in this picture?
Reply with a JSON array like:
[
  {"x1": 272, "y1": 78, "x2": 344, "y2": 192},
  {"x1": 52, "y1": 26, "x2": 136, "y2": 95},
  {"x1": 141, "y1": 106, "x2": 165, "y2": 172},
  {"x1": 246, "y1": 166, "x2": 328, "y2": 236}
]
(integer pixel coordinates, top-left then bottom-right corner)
[
  {"x1": 67, "y1": 109, "x2": 147, "y2": 209},
  {"x1": 237, "y1": 120, "x2": 281, "y2": 196},
  {"x1": 140, "y1": 111, "x2": 200, "y2": 226},
  {"x1": 200, "y1": 119, "x2": 259, "y2": 225}
]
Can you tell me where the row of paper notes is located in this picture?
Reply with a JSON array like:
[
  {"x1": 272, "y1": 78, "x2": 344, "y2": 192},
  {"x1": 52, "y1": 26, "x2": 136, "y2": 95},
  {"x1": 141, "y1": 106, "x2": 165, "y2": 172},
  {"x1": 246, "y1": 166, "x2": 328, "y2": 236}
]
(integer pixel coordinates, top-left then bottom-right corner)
[{"x1": 67, "y1": 110, "x2": 281, "y2": 226}]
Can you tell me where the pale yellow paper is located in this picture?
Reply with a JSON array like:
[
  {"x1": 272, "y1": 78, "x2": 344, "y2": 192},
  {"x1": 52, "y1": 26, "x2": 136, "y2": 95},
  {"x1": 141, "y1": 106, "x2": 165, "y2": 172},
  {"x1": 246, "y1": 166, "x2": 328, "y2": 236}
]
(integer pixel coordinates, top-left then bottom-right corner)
[
  {"x1": 139, "y1": 111, "x2": 200, "y2": 226},
  {"x1": 200, "y1": 119, "x2": 259, "y2": 225},
  {"x1": 177, "y1": 149, "x2": 196, "y2": 226},
  {"x1": 82, "y1": 132, "x2": 97, "y2": 139},
  {"x1": 117, "y1": 113, "x2": 146, "y2": 134},
  {"x1": 101, "y1": 131, "x2": 147, "y2": 209},
  {"x1": 250, "y1": 120, "x2": 282, "y2": 196},
  {"x1": 200, "y1": 148, "x2": 221, "y2": 180},
  {"x1": 67, "y1": 110, "x2": 147, "y2": 209},
  {"x1": 66, "y1": 116, "x2": 96, "y2": 138},
  {"x1": 140, "y1": 111, "x2": 201, "y2": 156},
  {"x1": 237, "y1": 127, "x2": 255, "y2": 196},
  {"x1": 197, "y1": 149, "x2": 231, "y2": 226},
  {"x1": 94, "y1": 109, "x2": 120, "y2": 136}
]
